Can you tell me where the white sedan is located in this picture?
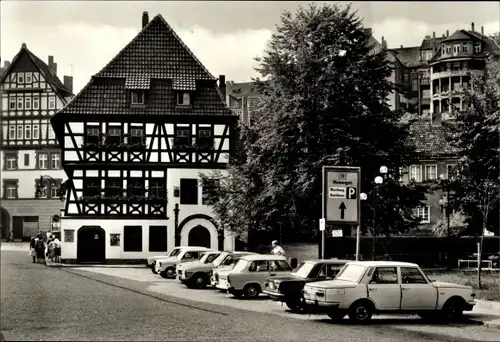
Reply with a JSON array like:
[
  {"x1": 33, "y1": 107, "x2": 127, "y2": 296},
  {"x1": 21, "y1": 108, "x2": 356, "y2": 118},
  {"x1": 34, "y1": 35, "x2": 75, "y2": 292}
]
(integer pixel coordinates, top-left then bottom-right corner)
[{"x1": 303, "y1": 261, "x2": 476, "y2": 323}]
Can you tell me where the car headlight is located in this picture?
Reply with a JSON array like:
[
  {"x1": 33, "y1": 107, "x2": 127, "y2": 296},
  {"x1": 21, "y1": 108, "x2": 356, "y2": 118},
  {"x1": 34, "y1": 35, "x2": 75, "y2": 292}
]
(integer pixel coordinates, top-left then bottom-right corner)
[{"x1": 315, "y1": 289, "x2": 325, "y2": 297}]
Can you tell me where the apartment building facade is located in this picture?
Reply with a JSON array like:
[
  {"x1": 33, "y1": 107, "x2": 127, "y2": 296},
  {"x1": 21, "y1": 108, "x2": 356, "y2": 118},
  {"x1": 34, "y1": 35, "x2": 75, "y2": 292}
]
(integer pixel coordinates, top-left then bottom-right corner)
[{"x1": 0, "y1": 44, "x2": 74, "y2": 240}]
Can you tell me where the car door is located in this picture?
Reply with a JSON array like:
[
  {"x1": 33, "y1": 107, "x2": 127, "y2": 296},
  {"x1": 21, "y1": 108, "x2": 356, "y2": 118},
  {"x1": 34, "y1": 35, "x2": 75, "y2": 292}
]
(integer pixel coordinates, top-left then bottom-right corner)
[
  {"x1": 367, "y1": 267, "x2": 401, "y2": 310},
  {"x1": 248, "y1": 260, "x2": 270, "y2": 284},
  {"x1": 182, "y1": 251, "x2": 199, "y2": 262},
  {"x1": 399, "y1": 267, "x2": 437, "y2": 310}
]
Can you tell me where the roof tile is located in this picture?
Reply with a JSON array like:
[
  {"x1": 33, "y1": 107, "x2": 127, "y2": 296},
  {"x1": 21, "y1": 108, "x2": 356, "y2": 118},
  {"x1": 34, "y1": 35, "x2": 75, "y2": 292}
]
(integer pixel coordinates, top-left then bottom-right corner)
[
  {"x1": 125, "y1": 76, "x2": 151, "y2": 89},
  {"x1": 407, "y1": 119, "x2": 460, "y2": 157}
]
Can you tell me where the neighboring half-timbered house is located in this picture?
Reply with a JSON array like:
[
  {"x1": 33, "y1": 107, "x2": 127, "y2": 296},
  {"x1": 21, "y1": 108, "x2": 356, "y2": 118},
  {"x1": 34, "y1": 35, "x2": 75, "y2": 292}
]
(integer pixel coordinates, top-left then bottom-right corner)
[
  {"x1": 51, "y1": 12, "x2": 238, "y2": 263},
  {"x1": 0, "y1": 44, "x2": 74, "y2": 240}
]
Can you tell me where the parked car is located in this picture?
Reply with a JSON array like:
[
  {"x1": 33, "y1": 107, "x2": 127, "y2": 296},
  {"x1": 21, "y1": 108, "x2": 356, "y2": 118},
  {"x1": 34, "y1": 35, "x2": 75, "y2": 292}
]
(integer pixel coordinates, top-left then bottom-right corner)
[
  {"x1": 216, "y1": 254, "x2": 293, "y2": 298},
  {"x1": 155, "y1": 247, "x2": 214, "y2": 278},
  {"x1": 303, "y1": 261, "x2": 476, "y2": 323},
  {"x1": 176, "y1": 251, "x2": 222, "y2": 288},
  {"x1": 263, "y1": 259, "x2": 349, "y2": 312},
  {"x1": 146, "y1": 247, "x2": 184, "y2": 274}
]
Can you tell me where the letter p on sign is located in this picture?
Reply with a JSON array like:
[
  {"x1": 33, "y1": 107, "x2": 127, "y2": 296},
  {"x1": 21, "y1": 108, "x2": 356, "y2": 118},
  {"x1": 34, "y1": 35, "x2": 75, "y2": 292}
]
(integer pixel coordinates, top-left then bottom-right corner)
[{"x1": 347, "y1": 187, "x2": 357, "y2": 199}]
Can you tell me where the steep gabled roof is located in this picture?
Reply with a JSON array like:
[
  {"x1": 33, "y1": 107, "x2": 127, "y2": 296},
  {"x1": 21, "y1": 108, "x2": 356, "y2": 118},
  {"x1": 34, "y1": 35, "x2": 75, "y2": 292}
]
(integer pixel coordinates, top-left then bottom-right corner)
[
  {"x1": 389, "y1": 46, "x2": 422, "y2": 68},
  {"x1": 0, "y1": 44, "x2": 73, "y2": 98},
  {"x1": 420, "y1": 37, "x2": 445, "y2": 50},
  {"x1": 59, "y1": 13, "x2": 233, "y2": 117},
  {"x1": 95, "y1": 14, "x2": 215, "y2": 82}
]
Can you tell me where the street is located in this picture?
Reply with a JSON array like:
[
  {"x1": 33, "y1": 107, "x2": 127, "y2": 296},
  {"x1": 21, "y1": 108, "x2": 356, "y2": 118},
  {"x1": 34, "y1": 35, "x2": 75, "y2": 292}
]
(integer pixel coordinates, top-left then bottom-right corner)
[{"x1": 2, "y1": 248, "x2": 500, "y2": 341}]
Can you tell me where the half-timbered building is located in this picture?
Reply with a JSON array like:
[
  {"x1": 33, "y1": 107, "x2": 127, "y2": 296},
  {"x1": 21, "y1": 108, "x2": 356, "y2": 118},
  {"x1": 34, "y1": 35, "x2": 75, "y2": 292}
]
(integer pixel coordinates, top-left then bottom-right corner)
[
  {"x1": 0, "y1": 44, "x2": 74, "y2": 240},
  {"x1": 51, "y1": 12, "x2": 238, "y2": 263}
]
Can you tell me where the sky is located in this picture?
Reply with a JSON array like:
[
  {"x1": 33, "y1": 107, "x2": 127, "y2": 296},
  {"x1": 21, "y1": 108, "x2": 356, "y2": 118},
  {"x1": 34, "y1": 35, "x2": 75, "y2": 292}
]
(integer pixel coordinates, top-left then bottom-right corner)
[{"x1": 1, "y1": 1, "x2": 499, "y2": 94}]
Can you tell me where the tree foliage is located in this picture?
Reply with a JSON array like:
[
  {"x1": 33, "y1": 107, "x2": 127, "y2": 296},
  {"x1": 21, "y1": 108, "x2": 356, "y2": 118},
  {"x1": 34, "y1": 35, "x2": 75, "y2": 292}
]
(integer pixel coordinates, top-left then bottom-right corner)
[
  {"x1": 447, "y1": 55, "x2": 500, "y2": 287},
  {"x1": 431, "y1": 211, "x2": 469, "y2": 237},
  {"x1": 202, "y1": 3, "x2": 428, "y2": 241}
]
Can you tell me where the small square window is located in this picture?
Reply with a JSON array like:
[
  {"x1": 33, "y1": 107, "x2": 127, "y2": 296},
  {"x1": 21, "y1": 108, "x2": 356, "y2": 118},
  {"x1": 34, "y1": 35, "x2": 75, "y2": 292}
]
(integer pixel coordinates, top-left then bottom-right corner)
[
  {"x1": 131, "y1": 91, "x2": 144, "y2": 105},
  {"x1": 177, "y1": 92, "x2": 191, "y2": 106},
  {"x1": 25, "y1": 72, "x2": 32, "y2": 83},
  {"x1": 17, "y1": 73, "x2": 24, "y2": 84}
]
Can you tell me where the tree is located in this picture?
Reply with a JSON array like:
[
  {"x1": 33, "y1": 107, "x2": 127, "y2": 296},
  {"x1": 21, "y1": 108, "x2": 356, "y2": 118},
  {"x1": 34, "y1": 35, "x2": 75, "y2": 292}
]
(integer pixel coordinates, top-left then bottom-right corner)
[
  {"x1": 203, "y1": 3, "x2": 428, "y2": 243},
  {"x1": 447, "y1": 55, "x2": 500, "y2": 288},
  {"x1": 431, "y1": 211, "x2": 468, "y2": 237}
]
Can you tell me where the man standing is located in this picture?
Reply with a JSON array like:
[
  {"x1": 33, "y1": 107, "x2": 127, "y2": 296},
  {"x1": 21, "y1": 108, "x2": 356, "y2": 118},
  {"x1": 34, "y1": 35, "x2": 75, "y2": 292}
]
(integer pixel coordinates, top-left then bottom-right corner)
[{"x1": 271, "y1": 240, "x2": 285, "y2": 256}]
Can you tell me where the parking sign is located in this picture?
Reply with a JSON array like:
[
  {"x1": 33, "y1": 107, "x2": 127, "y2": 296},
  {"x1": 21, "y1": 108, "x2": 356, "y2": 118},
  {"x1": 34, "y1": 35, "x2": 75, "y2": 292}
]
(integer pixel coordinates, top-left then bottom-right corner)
[{"x1": 322, "y1": 166, "x2": 361, "y2": 225}]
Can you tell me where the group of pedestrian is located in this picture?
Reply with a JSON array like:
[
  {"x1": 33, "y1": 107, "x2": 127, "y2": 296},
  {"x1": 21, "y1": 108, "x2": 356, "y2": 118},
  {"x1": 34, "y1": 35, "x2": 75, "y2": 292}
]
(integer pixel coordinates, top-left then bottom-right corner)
[{"x1": 29, "y1": 233, "x2": 61, "y2": 264}]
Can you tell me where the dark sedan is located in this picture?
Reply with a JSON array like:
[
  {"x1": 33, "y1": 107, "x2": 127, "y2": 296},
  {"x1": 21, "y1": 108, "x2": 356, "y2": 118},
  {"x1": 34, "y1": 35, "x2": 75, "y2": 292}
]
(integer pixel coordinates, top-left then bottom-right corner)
[{"x1": 263, "y1": 259, "x2": 350, "y2": 312}]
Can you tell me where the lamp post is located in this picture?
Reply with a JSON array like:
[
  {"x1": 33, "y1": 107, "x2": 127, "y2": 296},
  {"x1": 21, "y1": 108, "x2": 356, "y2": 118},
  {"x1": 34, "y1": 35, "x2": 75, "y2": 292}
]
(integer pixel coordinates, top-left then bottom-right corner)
[
  {"x1": 35, "y1": 175, "x2": 66, "y2": 201},
  {"x1": 357, "y1": 192, "x2": 368, "y2": 261},
  {"x1": 372, "y1": 166, "x2": 388, "y2": 261}
]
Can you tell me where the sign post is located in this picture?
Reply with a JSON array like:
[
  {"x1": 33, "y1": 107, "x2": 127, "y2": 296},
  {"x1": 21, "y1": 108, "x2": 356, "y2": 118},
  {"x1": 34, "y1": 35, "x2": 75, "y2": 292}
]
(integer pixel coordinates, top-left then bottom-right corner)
[
  {"x1": 322, "y1": 166, "x2": 361, "y2": 259},
  {"x1": 319, "y1": 218, "x2": 325, "y2": 259}
]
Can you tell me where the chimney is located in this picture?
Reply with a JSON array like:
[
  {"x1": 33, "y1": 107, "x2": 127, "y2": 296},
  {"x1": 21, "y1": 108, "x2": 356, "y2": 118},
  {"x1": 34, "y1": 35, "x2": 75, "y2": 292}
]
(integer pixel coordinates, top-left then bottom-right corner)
[
  {"x1": 142, "y1": 11, "x2": 149, "y2": 28},
  {"x1": 432, "y1": 32, "x2": 436, "y2": 51},
  {"x1": 446, "y1": 30, "x2": 449, "y2": 37},
  {"x1": 219, "y1": 75, "x2": 226, "y2": 104},
  {"x1": 442, "y1": 34, "x2": 445, "y2": 38},
  {"x1": 363, "y1": 28, "x2": 372, "y2": 36},
  {"x1": 481, "y1": 26, "x2": 484, "y2": 35},
  {"x1": 400, "y1": 45, "x2": 403, "y2": 48},
  {"x1": 381, "y1": 36, "x2": 387, "y2": 49},
  {"x1": 4, "y1": 60, "x2": 10, "y2": 69},
  {"x1": 433, "y1": 31, "x2": 436, "y2": 39},
  {"x1": 47, "y1": 55, "x2": 57, "y2": 74},
  {"x1": 63, "y1": 76, "x2": 73, "y2": 94},
  {"x1": 431, "y1": 111, "x2": 442, "y2": 126},
  {"x1": 471, "y1": 22, "x2": 475, "y2": 32}
]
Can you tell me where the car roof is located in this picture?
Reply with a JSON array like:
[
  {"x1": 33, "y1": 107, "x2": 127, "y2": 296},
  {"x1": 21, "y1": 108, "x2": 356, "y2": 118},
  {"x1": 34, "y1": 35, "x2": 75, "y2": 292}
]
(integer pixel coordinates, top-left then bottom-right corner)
[
  {"x1": 346, "y1": 261, "x2": 419, "y2": 267},
  {"x1": 241, "y1": 254, "x2": 287, "y2": 261},
  {"x1": 304, "y1": 259, "x2": 352, "y2": 264},
  {"x1": 231, "y1": 251, "x2": 258, "y2": 255},
  {"x1": 180, "y1": 246, "x2": 211, "y2": 251}
]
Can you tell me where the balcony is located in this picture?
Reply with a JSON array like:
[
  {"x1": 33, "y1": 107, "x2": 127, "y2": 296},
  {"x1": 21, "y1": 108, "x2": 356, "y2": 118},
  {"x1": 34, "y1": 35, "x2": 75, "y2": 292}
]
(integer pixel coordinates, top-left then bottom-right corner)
[{"x1": 430, "y1": 69, "x2": 484, "y2": 80}]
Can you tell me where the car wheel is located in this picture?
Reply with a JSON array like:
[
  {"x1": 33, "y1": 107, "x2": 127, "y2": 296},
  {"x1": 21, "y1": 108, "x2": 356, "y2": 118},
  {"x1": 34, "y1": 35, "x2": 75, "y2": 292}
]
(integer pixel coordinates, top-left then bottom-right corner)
[
  {"x1": 327, "y1": 309, "x2": 347, "y2": 322},
  {"x1": 151, "y1": 263, "x2": 158, "y2": 274},
  {"x1": 286, "y1": 299, "x2": 304, "y2": 313},
  {"x1": 348, "y1": 300, "x2": 374, "y2": 323},
  {"x1": 243, "y1": 284, "x2": 261, "y2": 298},
  {"x1": 160, "y1": 267, "x2": 176, "y2": 279},
  {"x1": 441, "y1": 298, "x2": 464, "y2": 322},
  {"x1": 193, "y1": 274, "x2": 208, "y2": 289}
]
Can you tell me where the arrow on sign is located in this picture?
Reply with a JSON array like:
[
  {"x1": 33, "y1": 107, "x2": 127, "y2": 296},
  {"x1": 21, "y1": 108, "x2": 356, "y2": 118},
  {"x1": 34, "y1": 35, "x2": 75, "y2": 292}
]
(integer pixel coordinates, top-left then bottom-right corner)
[{"x1": 339, "y1": 202, "x2": 346, "y2": 219}]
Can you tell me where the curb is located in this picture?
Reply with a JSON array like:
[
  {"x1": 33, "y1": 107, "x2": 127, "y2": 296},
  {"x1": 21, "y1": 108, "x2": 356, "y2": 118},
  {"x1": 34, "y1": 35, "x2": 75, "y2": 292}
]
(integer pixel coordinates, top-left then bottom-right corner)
[
  {"x1": 475, "y1": 299, "x2": 500, "y2": 312},
  {"x1": 46, "y1": 263, "x2": 146, "y2": 268}
]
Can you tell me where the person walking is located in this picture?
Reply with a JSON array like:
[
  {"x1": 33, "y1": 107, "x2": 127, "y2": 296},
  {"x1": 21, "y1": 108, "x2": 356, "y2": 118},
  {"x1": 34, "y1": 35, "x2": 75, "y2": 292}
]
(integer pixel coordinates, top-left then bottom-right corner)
[
  {"x1": 47, "y1": 236, "x2": 56, "y2": 262},
  {"x1": 29, "y1": 237, "x2": 37, "y2": 263},
  {"x1": 53, "y1": 236, "x2": 62, "y2": 263},
  {"x1": 271, "y1": 240, "x2": 285, "y2": 256},
  {"x1": 36, "y1": 234, "x2": 46, "y2": 264}
]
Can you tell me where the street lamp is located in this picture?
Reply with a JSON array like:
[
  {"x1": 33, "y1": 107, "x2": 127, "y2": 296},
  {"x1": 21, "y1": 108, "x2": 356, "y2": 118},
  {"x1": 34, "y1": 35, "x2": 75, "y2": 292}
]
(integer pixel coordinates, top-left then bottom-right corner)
[
  {"x1": 35, "y1": 175, "x2": 66, "y2": 202},
  {"x1": 372, "y1": 166, "x2": 388, "y2": 261},
  {"x1": 357, "y1": 192, "x2": 368, "y2": 261}
]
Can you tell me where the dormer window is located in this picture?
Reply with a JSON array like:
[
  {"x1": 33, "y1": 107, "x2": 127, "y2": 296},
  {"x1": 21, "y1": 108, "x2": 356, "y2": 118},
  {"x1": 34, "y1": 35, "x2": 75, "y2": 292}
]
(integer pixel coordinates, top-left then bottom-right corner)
[
  {"x1": 174, "y1": 127, "x2": 191, "y2": 148},
  {"x1": 131, "y1": 91, "x2": 145, "y2": 105},
  {"x1": 17, "y1": 73, "x2": 24, "y2": 84},
  {"x1": 177, "y1": 92, "x2": 191, "y2": 106},
  {"x1": 474, "y1": 42, "x2": 481, "y2": 53}
]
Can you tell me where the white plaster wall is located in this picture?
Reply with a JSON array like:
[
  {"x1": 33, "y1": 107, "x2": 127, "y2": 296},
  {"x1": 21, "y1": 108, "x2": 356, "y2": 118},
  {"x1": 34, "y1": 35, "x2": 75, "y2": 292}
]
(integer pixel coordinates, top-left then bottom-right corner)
[
  {"x1": 60, "y1": 218, "x2": 172, "y2": 260},
  {"x1": 0, "y1": 150, "x2": 66, "y2": 198}
]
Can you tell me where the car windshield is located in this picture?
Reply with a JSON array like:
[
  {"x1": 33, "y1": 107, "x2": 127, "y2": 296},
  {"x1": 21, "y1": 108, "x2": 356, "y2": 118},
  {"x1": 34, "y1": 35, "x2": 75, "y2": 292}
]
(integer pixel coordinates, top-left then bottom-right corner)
[
  {"x1": 168, "y1": 248, "x2": 181, "y2": 257},
  {"x1": 232, "y1": 259, "x2": 249, "y2": 272},
  {"x1": 335, "y1": 264, "x2": 367, "y2": 283},
  {"x1": 213, "y1": 253, "x2": 229, "y2": 266},
  {"x1": 292, "y1": 262, "x2": 315, "y2": 278}
]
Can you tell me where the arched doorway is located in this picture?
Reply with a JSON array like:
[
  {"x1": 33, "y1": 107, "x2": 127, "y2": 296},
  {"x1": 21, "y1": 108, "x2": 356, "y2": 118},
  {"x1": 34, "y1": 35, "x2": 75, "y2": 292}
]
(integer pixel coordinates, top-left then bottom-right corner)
[
  {"x1": 188, "y1": 225, "x2": 211, "y2": 248},
  {"x1": 0, "y1": 207, "x2": 10, "y2": 240},
  {"x1": 77, "y1": 226, "x2": 105, "y2": 263}
]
